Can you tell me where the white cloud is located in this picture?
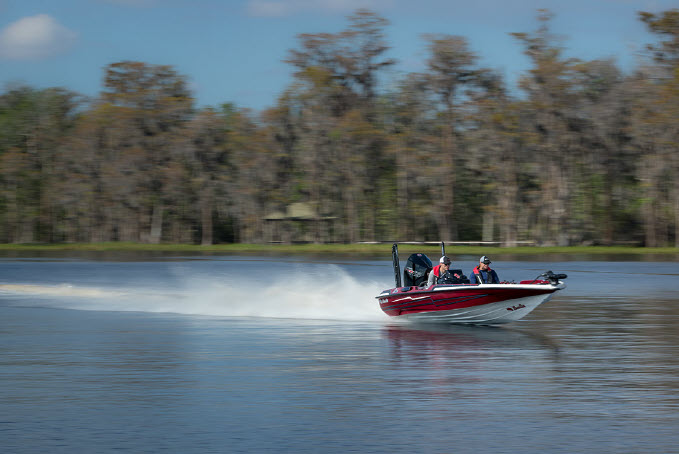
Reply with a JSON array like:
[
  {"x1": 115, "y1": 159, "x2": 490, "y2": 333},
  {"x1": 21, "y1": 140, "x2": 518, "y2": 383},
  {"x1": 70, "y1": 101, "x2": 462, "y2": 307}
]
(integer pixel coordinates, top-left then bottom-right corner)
[
  {"x1": 248, "y1": 0, "x2": 292, "y2": 17},
  {"x1": 0, "y1": 14, "x2": 77, "y2": 60},
  {"x1": 247, "y1": 0, "x2": 394, "y2": 17}
]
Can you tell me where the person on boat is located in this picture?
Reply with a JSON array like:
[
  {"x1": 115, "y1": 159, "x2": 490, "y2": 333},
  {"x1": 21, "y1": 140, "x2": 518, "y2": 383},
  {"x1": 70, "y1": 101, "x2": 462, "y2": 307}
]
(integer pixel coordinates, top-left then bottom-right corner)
[
  {"x1": 427, "y1": 256, "x2": 465, "y2": 286},
  {"x1": 471, "y1": 256, "x2": 500, "y2": 284}
]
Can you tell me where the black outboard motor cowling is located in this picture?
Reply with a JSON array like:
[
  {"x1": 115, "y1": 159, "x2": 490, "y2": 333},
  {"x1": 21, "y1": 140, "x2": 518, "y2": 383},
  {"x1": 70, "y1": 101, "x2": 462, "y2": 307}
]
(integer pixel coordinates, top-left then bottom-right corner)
[{"x1": 404, "y1": 253, "x2": 433, "y2": 287}]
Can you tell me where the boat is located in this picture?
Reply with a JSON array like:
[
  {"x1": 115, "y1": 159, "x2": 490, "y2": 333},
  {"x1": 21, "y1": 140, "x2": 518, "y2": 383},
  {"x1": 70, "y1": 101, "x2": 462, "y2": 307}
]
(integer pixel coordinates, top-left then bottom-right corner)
[{"x1": 376, "y1": 243, "x2": 567, "y2": 325}]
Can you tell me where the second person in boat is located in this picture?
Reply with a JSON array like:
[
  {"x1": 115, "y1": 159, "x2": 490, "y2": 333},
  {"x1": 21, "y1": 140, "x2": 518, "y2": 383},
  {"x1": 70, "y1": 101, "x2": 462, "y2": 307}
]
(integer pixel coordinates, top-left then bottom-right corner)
[{"x1": 471, "y1": 256, "x2": 500, "y2": 284}]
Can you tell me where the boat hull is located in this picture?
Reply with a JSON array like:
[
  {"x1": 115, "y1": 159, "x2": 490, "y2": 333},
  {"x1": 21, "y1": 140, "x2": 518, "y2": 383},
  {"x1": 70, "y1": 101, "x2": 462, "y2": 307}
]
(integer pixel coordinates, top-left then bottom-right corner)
[{"x1": 376, "y1": 282, "x2": 565, "y2": 325}]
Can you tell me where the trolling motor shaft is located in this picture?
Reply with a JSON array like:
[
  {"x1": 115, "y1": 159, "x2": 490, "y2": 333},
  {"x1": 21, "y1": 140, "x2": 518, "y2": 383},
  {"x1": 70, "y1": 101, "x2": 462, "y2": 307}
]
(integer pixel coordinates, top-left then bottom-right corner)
[{"x1": 540, "y1": 270, "x2": 568, "y2": 284}]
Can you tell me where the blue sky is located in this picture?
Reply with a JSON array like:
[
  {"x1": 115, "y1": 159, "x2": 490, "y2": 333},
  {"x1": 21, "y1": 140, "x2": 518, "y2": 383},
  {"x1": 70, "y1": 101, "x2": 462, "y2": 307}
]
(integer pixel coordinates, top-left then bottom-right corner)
[{"x1": 1, "y1": 0, "x2": 676, "y2": 111}]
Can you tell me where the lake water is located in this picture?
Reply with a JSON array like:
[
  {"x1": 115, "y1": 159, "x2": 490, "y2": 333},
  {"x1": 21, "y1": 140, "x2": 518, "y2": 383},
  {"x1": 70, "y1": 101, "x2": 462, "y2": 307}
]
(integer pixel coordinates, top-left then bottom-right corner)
[{"x1": 1, "y1": 254, "x2": 679, "y2": 453}]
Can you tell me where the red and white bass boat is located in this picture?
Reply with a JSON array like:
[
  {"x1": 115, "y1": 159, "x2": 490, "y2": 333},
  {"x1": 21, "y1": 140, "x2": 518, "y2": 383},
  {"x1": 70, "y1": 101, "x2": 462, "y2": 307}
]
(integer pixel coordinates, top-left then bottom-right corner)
[{"x1": 376, "y1": 243, "x2": 567, "y2": 325}]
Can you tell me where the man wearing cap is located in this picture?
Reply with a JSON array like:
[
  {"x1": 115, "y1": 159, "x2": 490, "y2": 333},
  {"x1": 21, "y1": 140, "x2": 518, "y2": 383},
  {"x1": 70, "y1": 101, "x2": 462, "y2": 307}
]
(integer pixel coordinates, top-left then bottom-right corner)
[
  {"x1": 427, "y1": 256, "x2": 462, "y2": 286},
  {"x1": 471, "y1": 256, "x2": 500, "y2": 284}
]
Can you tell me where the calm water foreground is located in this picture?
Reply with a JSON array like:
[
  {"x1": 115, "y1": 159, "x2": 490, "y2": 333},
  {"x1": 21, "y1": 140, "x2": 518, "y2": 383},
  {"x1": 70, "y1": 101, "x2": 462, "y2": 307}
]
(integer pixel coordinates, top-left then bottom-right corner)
[{"x1": 1, "y1": 255, "x2": 679, "y2": 453}]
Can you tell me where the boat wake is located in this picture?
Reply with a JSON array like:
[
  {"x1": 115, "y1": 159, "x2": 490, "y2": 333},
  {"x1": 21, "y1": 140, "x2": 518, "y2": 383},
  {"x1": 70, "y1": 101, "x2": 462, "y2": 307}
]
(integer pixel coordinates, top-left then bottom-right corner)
[
  {"x1": 0, "y1": 284, "x2": 127, "y2": 298},
  {"x1": 0, "y1": 268, "x2": 388, "y2": 322}
]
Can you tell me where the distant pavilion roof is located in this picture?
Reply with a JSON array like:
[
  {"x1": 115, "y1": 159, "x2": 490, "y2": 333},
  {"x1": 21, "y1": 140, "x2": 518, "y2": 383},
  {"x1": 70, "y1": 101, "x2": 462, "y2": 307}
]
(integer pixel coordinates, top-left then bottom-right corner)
[{"x1": 264, "y1": 202, "x2": 335, "y2": 221}]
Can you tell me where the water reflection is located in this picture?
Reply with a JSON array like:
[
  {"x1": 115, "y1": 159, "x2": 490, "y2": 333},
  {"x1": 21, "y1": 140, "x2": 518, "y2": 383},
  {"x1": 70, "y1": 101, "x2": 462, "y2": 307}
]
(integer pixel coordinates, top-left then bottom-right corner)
[
  {"x1": 386, "y1": 322, "x2": 558, "y2": 348},
  {"x1": 383, "y1": 322, "x2": 560, "y2": 366}
]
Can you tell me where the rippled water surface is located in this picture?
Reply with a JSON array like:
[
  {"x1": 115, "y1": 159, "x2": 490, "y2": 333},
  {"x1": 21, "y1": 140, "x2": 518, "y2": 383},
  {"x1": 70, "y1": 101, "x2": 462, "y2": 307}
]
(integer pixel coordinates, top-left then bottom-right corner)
[{"x1": 1, "y1": 255, "x2": 678, "y2": 453}]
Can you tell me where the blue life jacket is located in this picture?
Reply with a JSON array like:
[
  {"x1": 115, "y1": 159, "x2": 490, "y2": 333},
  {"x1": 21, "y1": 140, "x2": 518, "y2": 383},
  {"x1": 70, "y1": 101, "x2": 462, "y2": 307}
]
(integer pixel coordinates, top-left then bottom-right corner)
[{"x1": 471, "y1": 266, "x2": 499, "y2": 284}]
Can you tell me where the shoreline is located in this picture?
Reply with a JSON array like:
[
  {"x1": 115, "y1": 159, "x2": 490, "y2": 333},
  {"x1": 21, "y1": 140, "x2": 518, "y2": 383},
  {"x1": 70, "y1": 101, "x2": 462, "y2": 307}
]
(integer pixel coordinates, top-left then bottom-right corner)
[{"x1": 0, "y1": 242, "x2": 678, "y2": 258}]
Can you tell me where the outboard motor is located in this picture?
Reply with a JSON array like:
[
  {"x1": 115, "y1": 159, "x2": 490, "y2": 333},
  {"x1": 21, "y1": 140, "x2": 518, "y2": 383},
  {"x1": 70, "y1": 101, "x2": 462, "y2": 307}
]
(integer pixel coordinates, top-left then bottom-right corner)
[{"x1": 404, "y1": 253, "x2": 433, "y2": 287}]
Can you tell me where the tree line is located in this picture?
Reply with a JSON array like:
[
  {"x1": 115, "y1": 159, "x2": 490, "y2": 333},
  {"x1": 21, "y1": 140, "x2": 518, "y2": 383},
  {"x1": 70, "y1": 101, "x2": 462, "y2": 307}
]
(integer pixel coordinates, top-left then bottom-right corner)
[{"x1": 1, "y1": 9, "x2": 679, "y2": 246}]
